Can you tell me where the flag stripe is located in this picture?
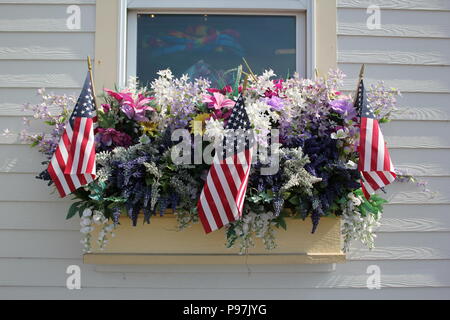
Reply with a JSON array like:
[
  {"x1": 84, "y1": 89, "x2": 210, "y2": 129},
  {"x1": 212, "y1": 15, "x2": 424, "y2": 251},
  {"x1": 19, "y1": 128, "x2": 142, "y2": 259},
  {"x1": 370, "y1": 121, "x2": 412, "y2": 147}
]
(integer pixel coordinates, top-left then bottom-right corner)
[
  {"x1": 357, "y1": 80, "x2": 396, "y2": 200},
  {"x1": 210, "y1": 166, "x2": 238, "y2": 222},
  {"x1": 48, "y1": 72, "x2": 97, "y2": 198}
]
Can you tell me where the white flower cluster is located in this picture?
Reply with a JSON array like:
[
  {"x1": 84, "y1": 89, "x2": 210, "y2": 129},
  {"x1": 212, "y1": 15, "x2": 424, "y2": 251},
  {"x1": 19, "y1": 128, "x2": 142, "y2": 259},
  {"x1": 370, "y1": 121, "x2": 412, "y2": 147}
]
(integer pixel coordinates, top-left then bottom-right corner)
[
  {"x1": 227, "y1": 212, "x2": 277, "y2": 254},
  {"x1": 80, "y1": 209, "x2": 94, "y2": 253},
  {"x1": 80, "y1": 208, "x2": 116, "y2": 253},
  {"x1": 245, "y1": 99, "x2": 279, "y2": 147},
  {"x1": 249, "y1": 70, "x2": 277, "y2": 96},
  {"x1": 341, "y1": 193, "x2": 382, "y2": 252},
  {"x1": 150, "y1": 69, "x2": 210, "y2": 127},
  {"x1": 204, "y1": 118, "x2": 226, "y2": 143}
]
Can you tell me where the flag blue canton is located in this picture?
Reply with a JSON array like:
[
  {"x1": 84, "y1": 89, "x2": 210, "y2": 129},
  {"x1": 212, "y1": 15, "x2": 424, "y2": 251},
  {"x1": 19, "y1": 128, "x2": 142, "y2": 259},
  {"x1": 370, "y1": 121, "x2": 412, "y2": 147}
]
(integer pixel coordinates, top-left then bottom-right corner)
[
  {"x1": 222, "y1": 95, "x2": 255, "y2": 158},
  {"x1": 356, "y1": 80, "x2": 376, "y2": 119},
  {"x1": 70, "y1": 74, "x2": 96, "y2": 127}
]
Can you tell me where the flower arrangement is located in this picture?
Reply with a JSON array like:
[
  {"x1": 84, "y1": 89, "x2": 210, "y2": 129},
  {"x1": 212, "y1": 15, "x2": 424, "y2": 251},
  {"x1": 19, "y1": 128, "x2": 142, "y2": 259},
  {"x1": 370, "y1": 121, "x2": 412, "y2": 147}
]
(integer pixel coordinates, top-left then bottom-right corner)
[{"x1": 17, "y1": 68, "x2": 403, "y2": 254}]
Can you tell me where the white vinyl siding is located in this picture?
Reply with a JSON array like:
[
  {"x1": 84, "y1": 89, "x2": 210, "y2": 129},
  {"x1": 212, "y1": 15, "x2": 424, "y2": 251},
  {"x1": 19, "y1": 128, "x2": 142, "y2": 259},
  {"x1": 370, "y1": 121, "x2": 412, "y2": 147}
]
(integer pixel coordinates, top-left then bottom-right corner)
[{"x1": 0, "y1": 0, "x2": 449, "y2": 299}]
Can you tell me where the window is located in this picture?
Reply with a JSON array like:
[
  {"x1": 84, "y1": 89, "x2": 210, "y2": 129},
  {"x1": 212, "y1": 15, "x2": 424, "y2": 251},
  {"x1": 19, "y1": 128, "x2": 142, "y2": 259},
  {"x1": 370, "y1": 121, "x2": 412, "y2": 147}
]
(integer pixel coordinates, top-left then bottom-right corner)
[
  {"x1": 134, "y1": 14, "x2": 300, "y2": 86},
  {"x1": 123, "y1": 0, "x2": 315, "y2": 88}
]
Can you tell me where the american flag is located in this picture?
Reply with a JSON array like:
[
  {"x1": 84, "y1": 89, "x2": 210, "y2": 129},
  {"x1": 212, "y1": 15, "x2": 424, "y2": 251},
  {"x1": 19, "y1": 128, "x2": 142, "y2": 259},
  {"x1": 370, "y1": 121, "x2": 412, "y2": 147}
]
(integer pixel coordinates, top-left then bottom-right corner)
[
  {"x1": 48, "y1": 73, "x2": 98, "y2": 198},
  {"x1": 198, "y1": 95, "x2": 256, "y2": 234},
  {"x1": 356, "y1": 79, "x2": 397, "y2": 200}
]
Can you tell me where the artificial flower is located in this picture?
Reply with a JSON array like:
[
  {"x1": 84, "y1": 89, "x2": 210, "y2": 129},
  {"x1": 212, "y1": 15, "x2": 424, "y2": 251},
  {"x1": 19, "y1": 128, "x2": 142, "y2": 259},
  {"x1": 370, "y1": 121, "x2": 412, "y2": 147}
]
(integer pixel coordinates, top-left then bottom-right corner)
[
  {"x1": 204, "y1": 118, "x2": 225, "y2": 143},
  {"x1": 264, "y1": 96, "x2": 284, "y2": 111},
  {"x1": 120, "y1": 94, "x2": 155, "y2": 122},
  {"x1": 101, "y1": 104, "x2": 111, "y2": 113},
  {"x1": 105, "y1": 89, "x2": 155, "y2": 122},
  {"x1": 203, "y1": 92, "x2": 236, "y2": 111},
  {"x1": 329, "y1": 98, "x2": 357, "y2": 120},
  {"x1": 140, "y1": 121, "x2": 159, "y2": 137},
  {"x1": 96, "y1": 128, "x2": 132, "y2": 150},
  {"x1": 189, "y1": 113, "x2": 211, "y2": 136},
  {"x1": 207, "y1": 85, "x2": 233, "y2": 95}
]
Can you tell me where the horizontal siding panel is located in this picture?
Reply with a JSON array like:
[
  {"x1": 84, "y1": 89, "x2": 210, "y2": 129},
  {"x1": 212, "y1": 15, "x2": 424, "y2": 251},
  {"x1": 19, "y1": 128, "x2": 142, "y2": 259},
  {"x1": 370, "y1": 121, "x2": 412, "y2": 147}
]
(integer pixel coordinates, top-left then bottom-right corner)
[
  {"x1": 0, "y1": 173, "x2": 448, "y2": 206},
  {"x1": 0, "y1": 3, "x2": 95, "y2": 32},
  {"x1": 0, "y1": 145, "x2": 47, "y2": 174},
  {"x1": 381, "y1": 205, "x2": 450, "y2": 233},
  {"x1": 0, "y1": 32, "x2": 94, "y2": 60},
  {"x1": 383, "y1": 121, "x2": 450, "y2": 149},
  {"x1": 386, "y1": 177, "x2": 450, "y2": 204},
  {"x1": 338, "y1": 9, "x2": 450, "y2": 39},
  {"x1": 2, "y1": 145, "x2": 450, "y2": 176},
  {"x1": 0, "y1": 174, "x2": 448, "y2": 204},
  {"x1": 390, "y1": 149, "x2": 450, "y2": 176},
  {"x1": 0, "y1": 116, "x2": 54, "y2": 138},
  {"x1": 338, "y1": 0, "x2": 450, "y2": 11},
  {"x1": 0, "y1": 202, "x2": 77, "y2": 231},
  {"x1": 0, "y1": 173, "x2": 68, "y2": 202},
  {"x1": 1, "y1": 203, "x2": 449, "y2": 234},
  {"x1": 0, "y1": 88, "x2": 80, "y2": 116},
  {"x1": 338, "y1": 36, "x2": 450, "y2": 66},
  {"x1": 1, "y1": 231, "x2": 450, "y2": 261},
  {"x1": 349, "y1": 232, "x2": 450, "y2": 260},
  {"x1": 0, "y1": 230, "x2": 82, "y2": 259},
  {"x1": 4, "y1": 120, "x2": 450, "y2": 149},
  {"x1": 1, "y1": 259, "x2": 450, "y2": 289},
  {"x1": 1, "y1": 286, "x2": 450, "y2": 300},
  {"x1": 339, "y1": 63, "x2": 450, "y2": 93},
  {"x1": 336, "y1": 92, "x2": 450, "y2": 121},
  {"x1": 0, "y1": 60, "x2": 90, "y2": 88}
]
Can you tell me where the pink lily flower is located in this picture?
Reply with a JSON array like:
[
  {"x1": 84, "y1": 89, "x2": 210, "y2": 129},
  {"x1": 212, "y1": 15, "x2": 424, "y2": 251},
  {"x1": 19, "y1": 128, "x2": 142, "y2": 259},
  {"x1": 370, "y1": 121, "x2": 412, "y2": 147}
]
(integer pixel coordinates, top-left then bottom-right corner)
[
  {"x1": 104, "y1": 89, "x2": 155, "y2": 122},
  {"x1": 104, "y1": 89, "x2": 127, "y2": 103},
  {"x1": 203, "y1": 92, "x2": 236, "y2": 111}
]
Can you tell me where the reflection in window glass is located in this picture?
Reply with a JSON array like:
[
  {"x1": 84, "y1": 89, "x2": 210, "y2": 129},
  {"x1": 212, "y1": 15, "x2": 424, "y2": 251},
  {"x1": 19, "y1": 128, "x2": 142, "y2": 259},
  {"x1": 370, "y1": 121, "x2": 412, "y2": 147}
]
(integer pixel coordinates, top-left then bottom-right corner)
[{"x1": 136, "y1": 14, "x2": 297, "y2": 86}]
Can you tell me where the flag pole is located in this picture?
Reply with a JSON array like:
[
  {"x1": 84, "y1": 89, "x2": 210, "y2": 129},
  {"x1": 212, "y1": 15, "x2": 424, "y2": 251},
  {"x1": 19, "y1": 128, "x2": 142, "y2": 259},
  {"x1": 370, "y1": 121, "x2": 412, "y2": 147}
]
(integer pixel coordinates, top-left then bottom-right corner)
[
  {"x1": 242, "y1": 75, "x2": 249, "y2": 94},
  {"x1": 242, "y1": 58, "x2": 258, "y2": 82},
  {"x1": 87, "y1": 56, "x2": 99, "y2": 110},
  {"x1": 353, "y1": 64, "x2": 366, "y2": 106}
]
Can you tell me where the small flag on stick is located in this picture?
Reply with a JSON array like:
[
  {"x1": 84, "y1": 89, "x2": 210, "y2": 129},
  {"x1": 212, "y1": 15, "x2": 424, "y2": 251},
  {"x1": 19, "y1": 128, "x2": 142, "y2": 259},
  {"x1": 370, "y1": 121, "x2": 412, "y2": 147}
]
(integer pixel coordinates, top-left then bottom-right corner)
[
  {"x1": 48, "y1": 59, "x2": 98, "y2": 198},
  {"x1": 197, "y1": 95, "x2": 255, "y2": 233},
  {"x1": 355, "y1": 73, "x2": 396, "y2": 200}
]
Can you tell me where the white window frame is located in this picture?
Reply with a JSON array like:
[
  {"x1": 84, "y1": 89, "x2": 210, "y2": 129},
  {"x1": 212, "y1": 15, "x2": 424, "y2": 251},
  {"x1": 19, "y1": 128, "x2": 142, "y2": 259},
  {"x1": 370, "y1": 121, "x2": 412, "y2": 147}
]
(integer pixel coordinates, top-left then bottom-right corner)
[{"x1": 118, "y1": 0, "x2": 315, "y2": 87}]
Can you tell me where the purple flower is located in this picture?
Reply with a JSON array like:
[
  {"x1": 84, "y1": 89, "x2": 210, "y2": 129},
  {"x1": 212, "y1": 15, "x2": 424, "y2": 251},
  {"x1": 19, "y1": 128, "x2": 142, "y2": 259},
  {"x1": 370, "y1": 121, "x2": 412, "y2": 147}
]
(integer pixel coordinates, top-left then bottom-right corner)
[
  {"x1": 96, "y1": 128, "x2": 132, "y2": 150},
  {"x1": 265, "y1": 96, "x2": 284, "y2": 111},
  {"x1": 329, "y1": 99, "x2": 357, "y2": 120},
  {"x1": 102, "y1": 104, "x2": 111, "y2": 113}
]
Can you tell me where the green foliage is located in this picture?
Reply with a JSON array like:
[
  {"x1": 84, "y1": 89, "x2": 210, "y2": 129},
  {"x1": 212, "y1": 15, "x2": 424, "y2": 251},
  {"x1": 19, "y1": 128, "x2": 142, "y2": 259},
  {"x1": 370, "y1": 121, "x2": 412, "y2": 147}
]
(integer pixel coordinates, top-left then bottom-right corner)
[{"x1": 355, "y1": 189, "x2": 388, "y2": 217}]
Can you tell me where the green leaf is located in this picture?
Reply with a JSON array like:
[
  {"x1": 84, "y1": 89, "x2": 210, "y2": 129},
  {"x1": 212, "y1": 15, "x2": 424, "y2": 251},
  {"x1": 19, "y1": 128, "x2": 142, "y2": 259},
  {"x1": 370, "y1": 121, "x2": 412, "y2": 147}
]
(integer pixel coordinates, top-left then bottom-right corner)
[
  {"x1": 277, "y1": 217, "x2": 287, "y2": 231},
  {"x1": 289, "y1": 197, "x2": 300, "y2": 206},
  {"x1": 66, "y1": 202, "x2": 81, "y2": 220}
]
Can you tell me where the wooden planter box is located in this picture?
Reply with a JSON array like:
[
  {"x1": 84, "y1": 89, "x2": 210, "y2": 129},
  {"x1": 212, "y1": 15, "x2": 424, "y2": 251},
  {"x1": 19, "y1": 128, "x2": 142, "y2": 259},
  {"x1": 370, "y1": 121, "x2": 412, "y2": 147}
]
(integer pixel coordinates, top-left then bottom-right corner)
[{"x1": 84, "y1": 216, "x2": 346, "y2": 265}]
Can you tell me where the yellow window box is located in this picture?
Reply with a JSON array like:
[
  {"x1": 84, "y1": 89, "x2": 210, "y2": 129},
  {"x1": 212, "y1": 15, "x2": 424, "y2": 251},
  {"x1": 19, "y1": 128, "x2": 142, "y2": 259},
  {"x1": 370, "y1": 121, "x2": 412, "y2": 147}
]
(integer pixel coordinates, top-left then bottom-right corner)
[{"x1": 84, "y1": 216, "x2": 345, "y2": 265}]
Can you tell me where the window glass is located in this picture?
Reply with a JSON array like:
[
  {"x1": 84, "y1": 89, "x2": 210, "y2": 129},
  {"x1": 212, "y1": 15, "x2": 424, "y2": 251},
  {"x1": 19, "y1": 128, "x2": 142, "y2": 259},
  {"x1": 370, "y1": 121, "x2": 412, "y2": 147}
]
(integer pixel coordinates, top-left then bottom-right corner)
[{"x1": 136, "y1": 14, "x2": 298, "y2": 86}]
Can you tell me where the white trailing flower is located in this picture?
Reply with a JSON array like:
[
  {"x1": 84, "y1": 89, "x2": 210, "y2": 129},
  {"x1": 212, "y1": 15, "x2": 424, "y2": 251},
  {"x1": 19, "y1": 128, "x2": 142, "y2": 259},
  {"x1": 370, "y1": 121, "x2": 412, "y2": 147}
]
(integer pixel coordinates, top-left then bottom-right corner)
[
  {"x1": 341, "y1": 193, "x2": 382, "y2": 252},
  {"x1": 82, "y1": 208, "x2": 93, "y2": 218},
  {"x1": 228, "y1": 212, "x2": 277, "y2": 254},
  {"x1": 80, "y1": 212, "x2": 93, "y2": 253},
  {"x1": 93, "y1": 211, "x2": 105, "y2": 225}
]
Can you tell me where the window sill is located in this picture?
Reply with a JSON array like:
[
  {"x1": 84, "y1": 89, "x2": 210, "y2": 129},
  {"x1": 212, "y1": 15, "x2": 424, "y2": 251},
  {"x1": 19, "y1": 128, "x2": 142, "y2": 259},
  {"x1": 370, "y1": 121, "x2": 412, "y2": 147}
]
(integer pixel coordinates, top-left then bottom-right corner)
[{"x1": 83, "y1": 216, "x2": 346, "y2": 265}]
